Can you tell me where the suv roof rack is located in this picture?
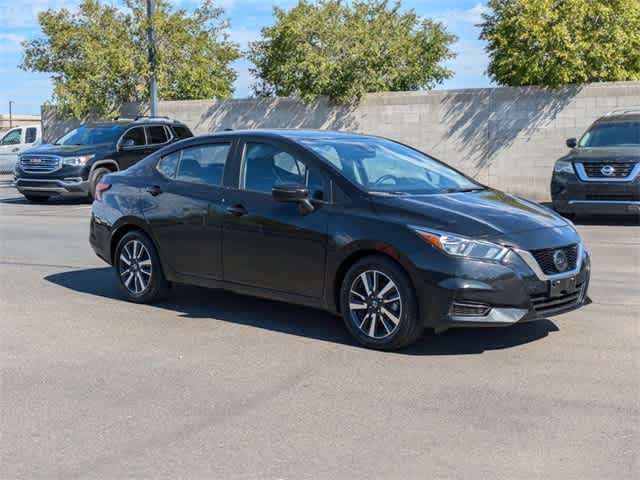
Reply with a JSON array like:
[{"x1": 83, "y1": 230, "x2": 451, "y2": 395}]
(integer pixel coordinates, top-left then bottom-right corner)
[
  {"x1": 133, "y1": 115, "x2": 172, "y2": 121},
  {"x1": 602, "y1": 106, "x2": 640, "y2": 117}
]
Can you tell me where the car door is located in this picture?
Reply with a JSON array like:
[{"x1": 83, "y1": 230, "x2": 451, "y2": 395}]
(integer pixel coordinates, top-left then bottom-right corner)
[
  {"x1": 113, "y1": 126, "x2": 153, "y2": 170},
  {"x1": 222, "y1": 138, "x2": 329, "y2": 298},
  {"x1": 0, "y1": 128, "x2": 23, "y2": 173},
  {"x1": 141, "y1": 140, "x2": 233, "y2": 280}
]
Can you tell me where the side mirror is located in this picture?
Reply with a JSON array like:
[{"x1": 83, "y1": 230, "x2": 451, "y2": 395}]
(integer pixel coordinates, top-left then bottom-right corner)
[
  {"x1": 566, "y1": 138, "x2": 577, "y2": 148},
  {"x1": 272, "y1": 183, "x2": 314, "y2": 214},
  {"x1": 119, "y1": 138, "x2": 136, "y2": 151}
]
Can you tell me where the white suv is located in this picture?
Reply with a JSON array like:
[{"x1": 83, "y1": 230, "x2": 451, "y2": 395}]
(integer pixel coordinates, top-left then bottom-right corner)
[{"x1": 0, "y1": 125, "x2": 42, "y2": 174}]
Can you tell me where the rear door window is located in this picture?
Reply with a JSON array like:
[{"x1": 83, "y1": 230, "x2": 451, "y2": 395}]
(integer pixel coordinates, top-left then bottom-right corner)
[
  {"x1": 25, "y1": 128, "x2": 38, "y2": 144},
  {"x1": 146, "y1": 126, "x2": 169, "y2": 145},
  {"x1": 176, "y1": 143, "x2": 231, "y2": 186}
]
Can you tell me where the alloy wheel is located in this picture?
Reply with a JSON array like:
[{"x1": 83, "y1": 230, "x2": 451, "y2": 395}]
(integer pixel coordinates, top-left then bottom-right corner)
[
  {"x1": 119, "y1": 239, "x2": 153, "y2": 294},
  {"x1": 349, "y1": 270, "x2": 402, "y2": 339}
]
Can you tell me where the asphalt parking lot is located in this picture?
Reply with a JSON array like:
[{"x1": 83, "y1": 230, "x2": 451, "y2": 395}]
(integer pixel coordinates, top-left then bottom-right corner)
[{"x1": 1, "y1": 175, "x2": 638, "y2": 479}]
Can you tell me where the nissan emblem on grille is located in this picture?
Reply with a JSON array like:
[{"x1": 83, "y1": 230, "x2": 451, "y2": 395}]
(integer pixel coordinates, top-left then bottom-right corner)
[
  {"x1": 600, "y1": 165, "x2": 615, "y2": 176},
  {"x1": 553, "y1": 250, "x2": 569, "y2": 272}
]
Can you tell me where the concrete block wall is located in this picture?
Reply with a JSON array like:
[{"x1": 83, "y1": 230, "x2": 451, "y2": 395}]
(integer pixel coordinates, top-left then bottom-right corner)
[{"x1": 42, "y1": 81, "x2": 640, "y2": 200}]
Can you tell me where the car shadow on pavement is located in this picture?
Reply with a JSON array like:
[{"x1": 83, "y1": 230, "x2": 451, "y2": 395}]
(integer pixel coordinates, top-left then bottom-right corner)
[
  {"x1": 0, "y1": 195, "x2": 89, "y2": 205},
  {"x1": 45, "y1": 267, "x2": 559, "y2": 356}
]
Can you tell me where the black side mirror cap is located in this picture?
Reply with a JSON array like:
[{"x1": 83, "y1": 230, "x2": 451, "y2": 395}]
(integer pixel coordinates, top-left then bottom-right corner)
[
  {"x1": 566, "y1": 138, "x2": 577, "y2": 148},
  {"x1": 272, "y1": 183, "x2": 314, "y2": 214},
  {"x1": 272, "y1": 183, "x2": 310, "y2": 202}
]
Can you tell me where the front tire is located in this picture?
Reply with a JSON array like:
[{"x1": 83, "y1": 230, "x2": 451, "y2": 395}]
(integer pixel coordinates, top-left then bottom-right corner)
[
  {"x1": 114, "y1": 231, "x2": 169, "y2": 303},
  {"x1": 340, "y1": 255, "x2": 423, "y2": 350}
]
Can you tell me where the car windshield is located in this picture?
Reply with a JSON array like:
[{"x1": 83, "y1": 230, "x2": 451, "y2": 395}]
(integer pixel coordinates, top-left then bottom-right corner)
[
  {"x1": 300, "y1": 136, "x2": 483, "y2": 194},
  {"x1": 55, "y1": 125, "x2": 124, "y2": 145},
  {"x1": 579, "y1": 121, "x2": 640, "y2": 147}
]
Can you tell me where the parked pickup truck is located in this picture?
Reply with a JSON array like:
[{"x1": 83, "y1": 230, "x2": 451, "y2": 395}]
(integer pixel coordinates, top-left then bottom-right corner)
[{"x1": 0, "y1": 125, "x2": 42, "y2": 174}]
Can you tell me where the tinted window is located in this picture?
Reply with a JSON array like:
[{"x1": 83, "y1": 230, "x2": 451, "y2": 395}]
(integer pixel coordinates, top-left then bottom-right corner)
[
  {"x1": 579, "y1": 121, "x2": 640, "y2": 147},
  {"x1": 25, "y1": 128, "x2": 38, "y2": 144},
  {"x1": 121, "y1": 127, "x2": 146, "y2": 146},
  {"x1": 55, "y1": 125, "x2": 124, "y2": 145},
  {"x1": 176, "y1": 143, "x2": 230, "y2": 185},
  {"x1": 156, "y1": 151, "x2": 180, "y2": 178},
  {"x1": 1, "y1": 129, "x2": 21, "y2": 145},
  {"x1": 172, "y1": 125, "x2": 192, "y2": 139},
  {"x1": 147, "y1": 126, "x2": 169, "y2": 144},
  {"x1": 243, "y1": 142, "x2": 326, "y2": 198},
  {"x1": 301, "y1": 137, "x2": 480, "y2": 194}
]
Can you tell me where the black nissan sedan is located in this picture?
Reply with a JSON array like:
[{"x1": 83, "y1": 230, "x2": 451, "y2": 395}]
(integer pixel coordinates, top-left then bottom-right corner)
[{"x1": 90, "y1": 130, "x2": 590, "y2": 350}]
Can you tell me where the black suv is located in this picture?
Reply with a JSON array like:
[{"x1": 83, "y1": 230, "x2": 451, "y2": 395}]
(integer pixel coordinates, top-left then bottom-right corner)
[
  {"x1": 551, "y1": 108, "x2": 640, "y2": 217},
  {"x1": 13, "y1": 117, "x2": 193, "y2": 202}
]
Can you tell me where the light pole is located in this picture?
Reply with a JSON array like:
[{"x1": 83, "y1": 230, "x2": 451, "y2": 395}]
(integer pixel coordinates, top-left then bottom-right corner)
[
  {"x1": 147, "y1": 0, "x2": 158, "y2": 117},
  {"x1": 9, "y1": 101, "x2": 14, "y2": 128}
]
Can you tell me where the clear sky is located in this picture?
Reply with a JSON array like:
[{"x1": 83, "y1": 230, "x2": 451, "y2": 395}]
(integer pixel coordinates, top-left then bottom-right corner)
[{"x1": 0, "y1": 0, "x2": 492, "y2": 115}]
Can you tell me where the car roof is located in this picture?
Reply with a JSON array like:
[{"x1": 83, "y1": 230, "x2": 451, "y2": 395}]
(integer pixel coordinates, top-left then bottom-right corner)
[
  {"x1": 84, "y1": 117, "x2": 188, "y2": 128},
  {"x1": 595, "y1": 108, "x2": 640, "y2": 124},
  {"x1": 197, "y1": 128, "x2": 379, "y2": 142}
]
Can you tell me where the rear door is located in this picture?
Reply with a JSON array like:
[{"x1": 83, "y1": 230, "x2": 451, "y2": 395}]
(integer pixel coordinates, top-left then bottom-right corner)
[{"x1": 142, "y1": 139, "x2": 234, "y2": 279}]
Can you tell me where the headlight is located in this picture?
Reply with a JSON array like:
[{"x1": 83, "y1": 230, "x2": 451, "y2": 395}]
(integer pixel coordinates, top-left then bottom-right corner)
[
  {"x1": 554, "y1": 160, "x2": 574, "y2": 174},
  {"x1": 412, "y1": 227, "x2": 510, "y2": 263},
  {"x1": 62, "y1": 155, "x2": 94, "y2": 166}
]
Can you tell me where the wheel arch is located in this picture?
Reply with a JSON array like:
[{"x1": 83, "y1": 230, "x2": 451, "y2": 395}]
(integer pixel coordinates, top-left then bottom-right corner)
[
  {"x1": 90, "y1": 159, "x2": 119, "y2": 175},
  {"x1": 331, "y1": 242, "x2": 419, "y2": 314},
  {"x1": 109, "y1": 217, "x2": 158, "y2": 265}
]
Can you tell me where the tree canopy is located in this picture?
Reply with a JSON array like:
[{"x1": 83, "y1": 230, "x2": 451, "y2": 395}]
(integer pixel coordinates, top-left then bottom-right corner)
[
  {"x1": 247, "y1": 0, "x2": 457, "y2": 104},
  {"x1": 480, "y1": 0, "x2": 640, "y2": 87},
  {"x1": 21, "y1": 0, "x2": 240, "y2": 118}
]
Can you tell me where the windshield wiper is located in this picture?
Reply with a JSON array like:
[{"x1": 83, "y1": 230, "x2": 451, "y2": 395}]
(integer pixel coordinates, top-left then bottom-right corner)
[
  {"x1": 368, "y1": 190, "x2": 408, "y2": 196},
  {"x1": 445, "y1": 186, "x2": 487, "y2": 193}
]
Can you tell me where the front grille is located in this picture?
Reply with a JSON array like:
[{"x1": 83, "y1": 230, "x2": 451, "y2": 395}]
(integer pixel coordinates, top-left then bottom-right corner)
[
  {"x1": 530, "y1": 244, "x2": 578, "y2": 275},
  {"x1": 585, "y1": 193, "x2": 640, "y2": 201},
  {"x1": 20, "y1": 155, "x2": 61, "y2": 173},
  {"x1": 583, "y1": 162, "x2": 637, "y2": 178},
  {"x1": 530, "y1": 282, "x2": 585, "y2": 315}
]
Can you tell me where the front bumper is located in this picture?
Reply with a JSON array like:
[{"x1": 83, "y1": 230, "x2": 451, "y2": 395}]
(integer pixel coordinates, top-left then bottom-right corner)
[
  {"x1": 14, "y1": 177, "x2": 90, "y2": 196},
  {"x1": 415, "y1": 244, "x2": 591, "y2": 331},
  {"x1": 551, "y1": 171, "x2": 640, "y2": 215}
]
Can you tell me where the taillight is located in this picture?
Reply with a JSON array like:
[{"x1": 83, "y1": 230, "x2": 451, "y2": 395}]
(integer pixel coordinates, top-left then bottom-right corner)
[{"x1": 95, "y1": 182, "x2": 111, "y2": 201}]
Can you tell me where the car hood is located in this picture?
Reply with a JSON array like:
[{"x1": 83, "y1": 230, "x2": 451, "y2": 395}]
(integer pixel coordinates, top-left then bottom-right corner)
[
  {"x1": 562, "y1": 147, "x2": 640, "y2": 163},
  {"x1": 22, "y1": 143, "x2": 113, "y2": 157},
  {"x1": 370, "y1": 189, "x2": 576, "y2": 249}
]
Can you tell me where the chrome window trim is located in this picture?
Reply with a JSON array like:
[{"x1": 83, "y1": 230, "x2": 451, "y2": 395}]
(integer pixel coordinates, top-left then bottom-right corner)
[
  {"x1": 575, "y1": 162, "x2": 640, "y2": 182},
  {"x1": 514, "y1": 243, "x2": 585, "y2": 281},
  {"x1": 569, "y1": 200, "x2": 640, "y2": 206}
]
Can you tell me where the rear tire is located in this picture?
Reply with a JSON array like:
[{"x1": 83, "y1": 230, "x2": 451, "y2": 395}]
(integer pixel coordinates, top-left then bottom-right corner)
[
  {"x1": 114, "y1": 231, "x2": 169, "y2": 303},
  {"x1": 88, "y1": 167, "x2": 111, "y2": 202},
  {"x1": 24, "y1": 194, "x2": 49, "y2": 203},
  {"x1": 340, "y1": 255, "x2": 423, "y2": 350}
]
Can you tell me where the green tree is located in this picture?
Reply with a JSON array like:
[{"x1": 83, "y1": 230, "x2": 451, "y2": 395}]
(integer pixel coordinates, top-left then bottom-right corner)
[
  {"x1": 21, "y1": 0, "x2": 240, "y2": 118},
  {"x1": 248, "y1": 0, "x2": 457, "y2": 104},
  {"x1": 480, "y1": 0, "x2": 640, "y2": 87}
]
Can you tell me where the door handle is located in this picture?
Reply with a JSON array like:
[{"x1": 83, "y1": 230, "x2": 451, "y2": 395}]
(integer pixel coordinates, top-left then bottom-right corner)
[
  {"x1": 11, "y1": 148, "x2": 19, "y2": 152},
  {"x1": 225, "y1": 204, "x2": 248, "y2": 216},
  {"x1": 146, "y1": 185, "x2": 162, "y2": 196}
]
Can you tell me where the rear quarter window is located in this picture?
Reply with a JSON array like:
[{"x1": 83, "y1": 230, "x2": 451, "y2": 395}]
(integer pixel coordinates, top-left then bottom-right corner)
[{"x1": 172, "y1": 125, "x2": 193, "y2": 139}]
